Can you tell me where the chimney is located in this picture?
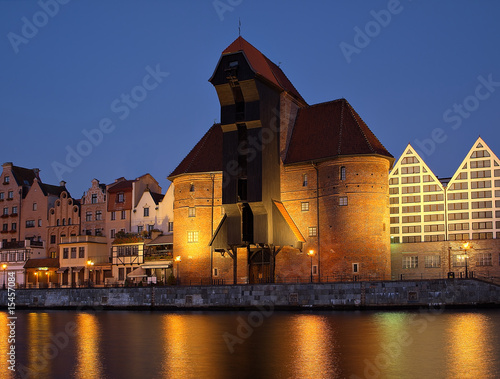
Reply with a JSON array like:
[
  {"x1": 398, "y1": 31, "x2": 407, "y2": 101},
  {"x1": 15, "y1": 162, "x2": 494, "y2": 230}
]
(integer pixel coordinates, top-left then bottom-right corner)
[{"x1": 60, "y1": 181, "x2": 66, "y2": 187}]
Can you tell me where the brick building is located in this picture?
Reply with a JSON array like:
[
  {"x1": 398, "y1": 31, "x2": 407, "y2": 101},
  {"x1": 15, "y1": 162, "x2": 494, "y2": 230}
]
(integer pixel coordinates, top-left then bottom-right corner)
[
  {"x1": 169, "y1": 37, "x2": 394, "y2": 284},
  {"x1": 47, "y1": 190, "x2": 81, "y2": 257},
  {"x1": 81, "y1": 178, "x2": 107, "y2": 238}
]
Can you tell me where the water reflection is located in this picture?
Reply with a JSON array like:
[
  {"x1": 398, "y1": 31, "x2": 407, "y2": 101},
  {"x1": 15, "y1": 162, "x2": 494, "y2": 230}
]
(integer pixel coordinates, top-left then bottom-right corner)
[
  {"x1": 74, "y1": 313, "x2": 103, "y2": 379},
  {"x1": 27, "y1": 312, "x2": 52, "y2": 377},
  {"x1": 287, "y1": 315, "x2": 340, "y2": 378},
  {"x1": 0, "y1": 312, "x2": 15, "y2": 379},
  {"x1": 446, "y1": 313, "x2": 495, "y2": 379}
]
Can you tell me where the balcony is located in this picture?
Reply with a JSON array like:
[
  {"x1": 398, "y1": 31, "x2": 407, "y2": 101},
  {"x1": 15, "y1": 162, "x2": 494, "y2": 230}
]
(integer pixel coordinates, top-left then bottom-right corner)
[{"x1": 144, "y1": 251, "x2": 173, "y2": 262}]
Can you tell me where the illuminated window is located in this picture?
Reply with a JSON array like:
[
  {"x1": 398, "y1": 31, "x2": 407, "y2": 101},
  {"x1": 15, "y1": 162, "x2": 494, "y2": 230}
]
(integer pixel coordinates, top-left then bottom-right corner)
[
  {"x1": 402, "y1": 256, "x2": 418, "y2": 269},
  {"x1": 340, "y1": 166, "x2": 346, "y2": 181},
  {"x1": 301, "y1": 202, "x2": 309, "y2": 212},
  {"x1": 308, "y1": 227, "x2": 317, "y2": 237},
  {"x1": 188, "y1": 207, "x2": 196, "y2": 217},
  {"x1": 339, "y1": 197, "x2": 348, "y2": 206},
  {"x1": 187, "y1": 231, "x2": 199, "y2": 243}
]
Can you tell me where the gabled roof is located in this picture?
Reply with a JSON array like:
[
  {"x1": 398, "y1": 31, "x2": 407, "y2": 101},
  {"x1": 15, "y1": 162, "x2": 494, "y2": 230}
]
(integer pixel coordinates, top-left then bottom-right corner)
[
  {"x1": 150, "y1": 191, "x2": 165, "y2": 205},
  {"x1": 147, "y1": 234, "x2": 173, "y2": 246},
  {"x1": 168, "y1": 123, "x2": 223, "y2": 179},
  {"x1": 40, "y1": 182, "x2": 67, "y2": 198},
  {"x1": 107, "y1": 178, "x2": 136, "y2": 192},
  {"x1": 284, "y1": 99, "x2": 393, "y2": 164},
  {"x1": 10, "y1": 165, "x2": 38, "y2": 186},
  {"x1": 220, "y1": 37, "x2": 306, "y2": 105}
]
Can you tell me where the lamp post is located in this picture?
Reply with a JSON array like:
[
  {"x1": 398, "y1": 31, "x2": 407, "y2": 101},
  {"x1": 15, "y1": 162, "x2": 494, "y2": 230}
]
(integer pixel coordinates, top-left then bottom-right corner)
[
  {"x1": 175, "y1": 256, "x2": 181, "y2": 284},
  {"x1": 87, "y1": 260, "x2": 94, "y2": 287},
  {"x1": 307, "y1": 249, "x2": 314, "y2": 283},
  {"x1": 462, "y1": 242, "x2": 471, "y2": 279},
  {"x1": 2, "y1": 264, "x2": 6, "y2": 289}
]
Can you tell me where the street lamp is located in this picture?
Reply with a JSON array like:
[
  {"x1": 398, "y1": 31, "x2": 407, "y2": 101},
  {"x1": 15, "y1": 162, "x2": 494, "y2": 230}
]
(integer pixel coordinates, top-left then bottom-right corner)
[
  {"x1": 175, "y1": 256, "x2": 181, "y2": 284},
  {"x1": 462, "y1": 242, "x2": 471, "y2": 279},
  {"x1": 87, "y1": 260, "x2": 94, "y2": 287},
  {"x1": 307, "y1": 249, "x2": 314, "y2": 283},
  {"x1": 2, "y1": 264, "x2": 6, "y2": 289}
]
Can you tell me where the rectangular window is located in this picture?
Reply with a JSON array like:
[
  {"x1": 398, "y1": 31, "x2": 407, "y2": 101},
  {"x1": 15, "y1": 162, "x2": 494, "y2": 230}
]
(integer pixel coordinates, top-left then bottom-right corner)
[
  {"x1": 450, "y1": 182, "x2": 468, "y2": 191},
  {"x1": 402, "y1": 205, "x2": 421, "y2": 213},
  {"x1": 339, "y1": 197, "x2": 348, "y2": 206},
  {"x1": 340, "y1": 167, "x2": 346, "y2": 181},
  {"x1": 312, "y1": 265, "x2": 318, "y2": 275},
  {"x1": 111, "y1": 211, "x2": 116, "y2": 221},
  {"x1": 117, "y1": 193, "x2": 124, "y2": 203},
  {"x1": 449, "y1": 233, "x2": 469, "y2": 241},
  {"x1": 213, "y1": 268, "x2": 219, "y2": 277},
  {"x1": 402, "y1": 236, "x2": 421, "y2": 243},
  {"x1": 187, "y1": 231, "x2": 199, "y2": 243},
  {"x1": 71, "y1": 247, "x2": 77, "y2": 259},
  {"x1": 424, "y1": 235, "x2": 445, "y2": 242},
  {"x1": 0, "y1": 193, "x2": 3, "y2": 200},
  {"x1": 390, "y1": 227, "x2": 399, "y2": 234},
  {"x1": 448, "y1": 192, "x2": 468, "y2": 200},
  {"x1": 472, "y1": 201, "x2": 492, "y2": 209},
  {"x1": 308, "y1": 227, "x2": 317, "y2": 237},
  {"x1": 402, "y1": 186, "x2": 420, "y2": 194},
  {"x1": 424, "y1": 204, "x2": 444, "y2": 212},
  {"x1": 390, "y1": 207, "x2": 399, "y2": 214},
  {"x1": 423, "y1": 184, "x2": 441, "y2": 192},
  {"x1": 471, "y1": 180, "x2": 491, "y2": 189},
  {"x1": 471, "y1": 170, "x2": 491, "y2": 179},
  {"x1": 121, "y1": 210, "x2": 126, "y2": 220},
  {"x1": 2, "y1": 207, "x2": 7, "y2": 215},
  {"x1": 424, "y1": 255, "x2": 441, "y2": 268},
  {"x1": 118, "y1": 268, "x2": 124, "y2": 281},
  {"x1": 38, "y1": 219, "x2": 42, "y2": 227},
  {"x1": 390, "y1": 217, "x2": 399, "y2": 224},
  {"x1": 472, "y1": 232, "x2": 493, "y2": 240},
  {"x1": 168, "y1": 222, "x2": 174, "y2": 232},
  {"x1": 423, "y1": 194, "x2": 443, "y2": 202},
  {"x1": 26, "y1": 220, "x2": 35, "y2": 228},
  {"x1": 470, "y1": 160, "x2": 491, "y2": 168},
  {"x1": 424, "y1": 214, "x2": 444, "y2": 222},
  {"x1": 389, "y1": 178, "x2": 399, "y2": 185},
  {"x1": 63, "y1": 248, "x2": 69, "y2": 259},
  {"x1": 448, "y1": 223, "x2": 469, "y2": 231},
  {"x1": 138, "y1": 225, "x2": 143, "y2": 233},
  {"x1": 424, "y1": 224, "x2": 444, "y2": 232},
  {"x1": 86, "y1": 212, "x2": 92, "y2": 222},
  {"x1": 448, "y1": 203, "x2": 468, "y2": 210},
  {"x1": 402, "y1": 195, "x2": 421, "y2": 204},
  {"x1": 389, "y1": 197, "x2": 399, "y2": 204},
  {"x1": 402, "y1": 215, "x2": 421, "y2": 223},
  {"x1": 188, "y1": 207, "x2": 196, "y2": 217},
  {"x1": 144, "y1": 207, "x2": 150, "y2": 217},
  {"x1": 476, "y1": 253, "x2": 492, "y2": 266},
  {"x1": 91, "y1": 194, "x2": 98, "y2": 204},
  {"x1": 110, "y1": 229, "x2": 116, "y2": 238},
  {"x1": 11, "y1": 222, "x2": 16, "y2": 231},
  {"x1": 301, "y1": 202, "x2": 309, "y2": 211},
  {"x1": 352, "y1": 263, "x2": 359, "y2": 273},
  {"x1": 7, "y1": 191, "x2": 13, "y2": 199},
  {"x1": 471, "y1": 191, "x2": 492, "y2": 199},
  {"x1": 50, "y1": 235, "x2": 56, "y2": 244},
  {"x1": 402, "y1": 256, "x2": 418, "y2": 269},
  {"x1": 472, "y1": 221, "x2": 493, "y2": 230},
  {"x1": 302, "y1": 174, "x2": 308, "y2": 187},
  {"x1": 389, "y1": 187, "x2": 399, "y2": 194},
  {"x1": 402, "y1": 225, "x2": 421, "y2": 233},
  {"x1": 452, "y1": 255, "x2": 467, "y2": 267},
  {"x1": 12, "y1": 206, "x2": 18, "y2": 214},
  {"x1": 93, "y1": 211, "x2": 101, "y2": 221},
  {"x1": 3, "y1": 176, "x2": 9, "y2": 184},
  {"x1": 79, "y1": 247, "x2": 85, "y2": 258},
  {"x1": 401, "y1": 166, "x2": 420, "y2": 174}
]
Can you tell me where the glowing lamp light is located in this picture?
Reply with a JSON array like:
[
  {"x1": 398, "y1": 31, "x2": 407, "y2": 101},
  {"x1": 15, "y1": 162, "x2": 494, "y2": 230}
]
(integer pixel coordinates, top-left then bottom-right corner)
[
  {"x1": 175, "y1": 256, "x2": 181, "y2": 262},
  {"x1": 307, "y1": 249, "x2": 314, "y2": 257}
]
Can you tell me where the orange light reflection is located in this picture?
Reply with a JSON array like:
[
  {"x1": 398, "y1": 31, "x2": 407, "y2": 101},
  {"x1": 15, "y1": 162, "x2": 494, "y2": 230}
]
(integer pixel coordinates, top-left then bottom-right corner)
[{"x1": 74, "y1": 313, "x2": 103, "y2": 379}]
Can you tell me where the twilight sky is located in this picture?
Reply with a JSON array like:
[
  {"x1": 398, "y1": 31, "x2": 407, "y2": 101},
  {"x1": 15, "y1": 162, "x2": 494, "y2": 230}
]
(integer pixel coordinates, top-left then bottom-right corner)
[{"x1": 1, "y1": 0, "x2": 500, "y2": 197}]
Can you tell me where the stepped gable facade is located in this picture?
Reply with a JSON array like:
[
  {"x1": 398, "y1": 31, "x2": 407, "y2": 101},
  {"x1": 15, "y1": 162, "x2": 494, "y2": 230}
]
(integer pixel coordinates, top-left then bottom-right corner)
[{"x1": 169, "y1": 37, "x2": 394, "y2": 284}]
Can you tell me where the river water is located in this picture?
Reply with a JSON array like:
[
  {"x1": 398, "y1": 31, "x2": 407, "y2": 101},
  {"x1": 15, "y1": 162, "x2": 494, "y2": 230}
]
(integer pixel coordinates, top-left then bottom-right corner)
[{"x1": 1, "y1": 308, "x2": 499, "y2": 379}]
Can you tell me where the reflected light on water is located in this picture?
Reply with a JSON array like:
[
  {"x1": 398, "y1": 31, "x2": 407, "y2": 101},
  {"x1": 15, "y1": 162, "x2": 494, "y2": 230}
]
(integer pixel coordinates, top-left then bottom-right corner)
[
  {"x1": 0, "y1": 312, "x2": 15, "y2": 379},
  {"x1": 288, "y1": 315, "x2": 340, "y2": 379},
  {"x1": 27, "y1": 312, "x2": 52, "y2": 377},
  {"x1": 74, "y1": 313, "x2": 103, "y2": 379},
  {"x1": 446, "y1": 313, "x2": 494, "y2": 379}
]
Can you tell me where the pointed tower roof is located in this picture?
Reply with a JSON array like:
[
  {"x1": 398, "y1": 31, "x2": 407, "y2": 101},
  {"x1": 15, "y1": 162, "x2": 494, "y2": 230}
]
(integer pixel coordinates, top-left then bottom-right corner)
[
  {"x1": 284, "y1": 99, "x2": 393, "y2": 164},
  {"x1": 215, "y1": 36, "x2": 306, "y2": 104}
]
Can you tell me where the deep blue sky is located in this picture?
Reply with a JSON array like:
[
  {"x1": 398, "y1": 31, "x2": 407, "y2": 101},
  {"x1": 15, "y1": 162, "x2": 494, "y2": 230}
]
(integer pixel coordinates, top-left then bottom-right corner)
[{"x1": 1, "y1": 0, "x2": 500, "y2": 196}]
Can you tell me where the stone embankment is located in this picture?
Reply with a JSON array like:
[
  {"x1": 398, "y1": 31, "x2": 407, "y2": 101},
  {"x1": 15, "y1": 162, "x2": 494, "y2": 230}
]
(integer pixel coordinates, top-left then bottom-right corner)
[{"x1": 1, "y1": 279, "x2": 499, "y2": 310}]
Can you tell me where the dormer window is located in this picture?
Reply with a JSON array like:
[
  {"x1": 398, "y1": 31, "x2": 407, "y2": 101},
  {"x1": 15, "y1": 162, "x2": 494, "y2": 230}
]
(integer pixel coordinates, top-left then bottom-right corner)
[{"x1": 117, "y1": 192, "x2": 124, "y2": 203}]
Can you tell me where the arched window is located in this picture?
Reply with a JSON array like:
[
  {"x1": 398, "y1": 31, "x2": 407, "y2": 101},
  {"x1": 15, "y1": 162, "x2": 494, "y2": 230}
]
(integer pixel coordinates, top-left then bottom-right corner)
[
  {"x1": 189, "y1": 183, "x2": 195, "y2": 192},
  {"x1": 340, "y1": 166, "x2": 346, "y2": 181},
  {"x1": 56, "y1": 219, "x2": 60, "y2": 226},
  {"x1": 62, "y1": 218, "x2": 66, "y2": 226}
]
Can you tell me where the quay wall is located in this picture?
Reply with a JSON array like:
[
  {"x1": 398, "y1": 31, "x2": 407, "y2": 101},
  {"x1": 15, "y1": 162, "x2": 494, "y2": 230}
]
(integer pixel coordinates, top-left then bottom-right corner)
[{"x1": 0, "y1": 279, "x2": 499, "y2": 310}]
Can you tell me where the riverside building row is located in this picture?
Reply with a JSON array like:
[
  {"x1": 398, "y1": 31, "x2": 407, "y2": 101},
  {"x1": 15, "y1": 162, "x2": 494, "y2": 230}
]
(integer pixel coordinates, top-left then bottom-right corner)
[
  {"x1": 1, "y1": 37, "x2": 499, "y2": 288},
  {"x1": 0, "y1": 164, "x2": 174, "y2": 288}
]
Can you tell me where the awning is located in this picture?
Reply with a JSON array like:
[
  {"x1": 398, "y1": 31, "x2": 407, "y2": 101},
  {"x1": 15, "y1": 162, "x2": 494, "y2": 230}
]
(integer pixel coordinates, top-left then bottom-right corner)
[
  {"x1": 127, "y1": 267, "x2": 147, "y2": 278},
  {"x1": 72, "y1": 266, "x2": 85, "y2": 272},
  {"x1": 56, "y1": 267, "x2": 69, "y2": 273},
  {"x1": 141, "y1": 263, "x2": 173, "y2": 269}
]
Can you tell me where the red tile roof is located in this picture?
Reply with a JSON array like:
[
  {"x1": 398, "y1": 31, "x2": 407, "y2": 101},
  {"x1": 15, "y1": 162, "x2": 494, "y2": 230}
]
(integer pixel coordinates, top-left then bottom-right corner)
[
  {"x1": 222, "y1": 37, "x2": 306, "y2": 105},
  {"x1": 168, "y1": 123, "x2": 223, "y2": 179},
  {"x1": 284, "y1": 99, "x2": 393, "y2": 164},
  {"x1": 10, "y1": 165, "x2": 38, "y2": 187},
  {"x1": 24, "y1": 258, "x2": 59, "y2": 269},
  {"x1": 107, "y1": 178, "x2": 136, "y2": 192}
]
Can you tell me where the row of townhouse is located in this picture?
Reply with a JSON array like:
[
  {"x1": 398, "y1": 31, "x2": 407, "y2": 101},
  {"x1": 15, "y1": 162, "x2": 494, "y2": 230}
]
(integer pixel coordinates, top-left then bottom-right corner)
[{"x1": 0, "y1": 163, "x2": 174, "y2": 288}]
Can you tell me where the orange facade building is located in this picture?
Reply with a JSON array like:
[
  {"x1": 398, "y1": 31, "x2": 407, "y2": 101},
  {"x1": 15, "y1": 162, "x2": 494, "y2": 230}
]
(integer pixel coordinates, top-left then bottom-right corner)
[{"x1": 169, "y1": 37, "x2": 394, "y2": 284}]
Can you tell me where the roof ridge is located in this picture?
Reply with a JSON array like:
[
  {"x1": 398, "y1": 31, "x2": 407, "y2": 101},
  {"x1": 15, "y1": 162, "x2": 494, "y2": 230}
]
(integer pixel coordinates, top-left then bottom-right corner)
[{"x1": 345, "y1": 101, "x2": 375, "y2": 154}]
